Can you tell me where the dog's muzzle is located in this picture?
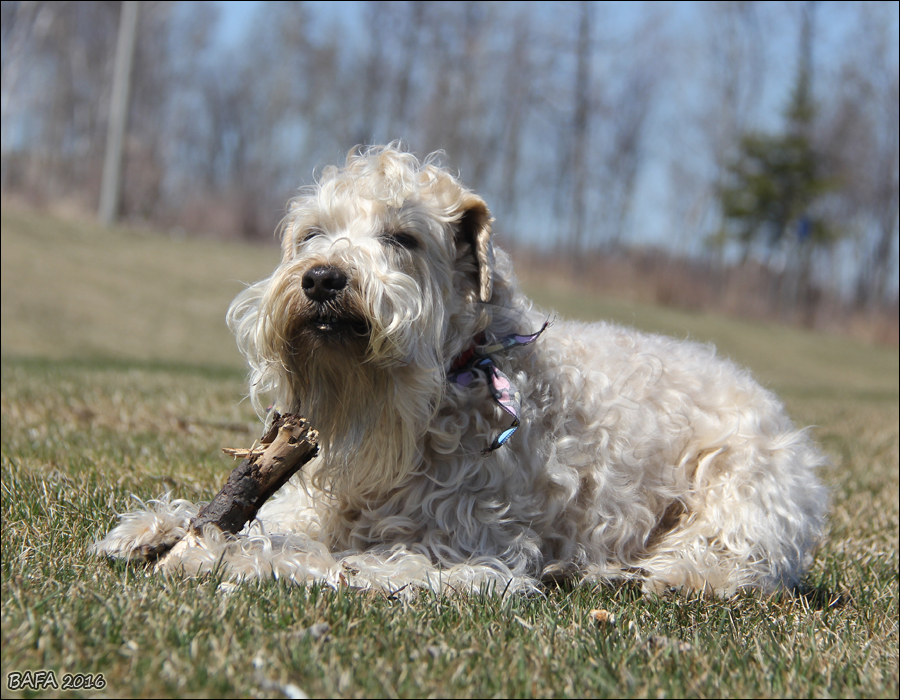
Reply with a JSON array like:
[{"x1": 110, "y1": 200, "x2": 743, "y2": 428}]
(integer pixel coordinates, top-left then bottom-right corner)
[
  {"x1": 302, "y1": 265, "x2": 347, "y2": 303},
  {"x1": 300, "y1": 265, "x2": 367, "y2": 337}
]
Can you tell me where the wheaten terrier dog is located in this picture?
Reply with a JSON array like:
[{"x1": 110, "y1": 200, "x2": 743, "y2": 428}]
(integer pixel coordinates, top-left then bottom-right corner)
[{"x1": 97, "y1": 145, "x2": 828, "y2": 595}]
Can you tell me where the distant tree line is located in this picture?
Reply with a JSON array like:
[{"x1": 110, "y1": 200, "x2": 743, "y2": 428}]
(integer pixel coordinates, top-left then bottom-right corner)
[{"x1": 1, "y1": 1, "x2": 897, "y2": 313}]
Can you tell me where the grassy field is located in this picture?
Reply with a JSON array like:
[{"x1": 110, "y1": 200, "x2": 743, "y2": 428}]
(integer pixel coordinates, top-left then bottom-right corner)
[{"x1": 2, "y1": 205, "x2": 898, "y2": 698}]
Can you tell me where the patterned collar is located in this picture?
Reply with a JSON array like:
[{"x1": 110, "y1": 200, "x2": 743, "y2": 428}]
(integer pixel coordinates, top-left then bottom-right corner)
[{"x1": 447, "y1": 322, "x2": 549, "y2": 454}]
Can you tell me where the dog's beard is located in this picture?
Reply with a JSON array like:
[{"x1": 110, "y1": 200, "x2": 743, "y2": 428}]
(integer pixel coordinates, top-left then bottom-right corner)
[
  {"x1": 294, "y1": 357, "x2": 435, "y2": 501},
  {"x1": 261, "y1": 273, "x2": 445, "y2": 502}
]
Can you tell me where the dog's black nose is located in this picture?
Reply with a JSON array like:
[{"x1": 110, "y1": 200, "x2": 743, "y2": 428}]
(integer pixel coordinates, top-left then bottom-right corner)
[{"x1": 302, "y1": 265, "x2": 348, "y2": 302}]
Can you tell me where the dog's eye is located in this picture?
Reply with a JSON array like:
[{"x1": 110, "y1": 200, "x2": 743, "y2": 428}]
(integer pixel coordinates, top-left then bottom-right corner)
[
  {"x1": 302, "y1": 228, "x2": 323, "y2": 243},
  {"x1": 383, "y1": 232, "x2": 419, "y2": 251}
]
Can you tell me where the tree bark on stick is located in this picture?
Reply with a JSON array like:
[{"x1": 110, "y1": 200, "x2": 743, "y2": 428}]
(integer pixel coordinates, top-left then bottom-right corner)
[{"x1": 190, "y1": 412, "x2": 318, "y2": 536}]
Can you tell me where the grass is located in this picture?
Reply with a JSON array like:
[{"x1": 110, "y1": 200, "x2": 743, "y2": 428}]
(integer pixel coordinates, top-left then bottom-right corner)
[{"x1": 2, "y1": 205, "x2": 898, "y2": 698}]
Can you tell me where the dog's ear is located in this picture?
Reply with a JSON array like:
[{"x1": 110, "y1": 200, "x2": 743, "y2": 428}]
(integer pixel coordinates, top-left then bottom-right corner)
[{"x1": 456, "y1": 196, "x2": 494, "y2": 303}]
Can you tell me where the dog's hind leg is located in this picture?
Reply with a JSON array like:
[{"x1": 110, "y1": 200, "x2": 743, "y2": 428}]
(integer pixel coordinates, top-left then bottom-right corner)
[{"x1": 635, "y1": 428, "x2": 829, "y2": 596}]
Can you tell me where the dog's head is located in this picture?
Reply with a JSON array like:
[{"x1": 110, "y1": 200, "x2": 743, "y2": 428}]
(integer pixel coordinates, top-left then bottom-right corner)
[
  {"x1": 228, "y1": 145, "x2": 503, "y2": 489},
  {"x1": 271, "y1": 145, "x2": 494, "y2": 367}
]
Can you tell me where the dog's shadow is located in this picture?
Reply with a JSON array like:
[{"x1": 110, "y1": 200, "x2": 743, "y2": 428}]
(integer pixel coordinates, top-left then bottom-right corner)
[
  {"x1": 541, "y1": 573, "x2": 850, "y2": 612},
  {"x1": 788, "y1": 583, "x2": 851, "y2": 610}
]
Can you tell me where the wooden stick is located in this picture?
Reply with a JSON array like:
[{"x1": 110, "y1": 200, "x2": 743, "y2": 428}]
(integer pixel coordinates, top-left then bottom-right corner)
[{"x1": 189, "y1": 412, "x2": 319, "y2": 536}]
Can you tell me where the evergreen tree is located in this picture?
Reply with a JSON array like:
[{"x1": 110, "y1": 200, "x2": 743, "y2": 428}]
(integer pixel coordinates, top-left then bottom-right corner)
[{"x1": 718, "y1": 3, "x2": 839, "y2": 265}]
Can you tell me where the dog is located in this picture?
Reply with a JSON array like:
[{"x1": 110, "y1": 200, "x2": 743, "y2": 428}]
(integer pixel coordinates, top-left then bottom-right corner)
[{"x1": 96, "y1": 144, "x2": 828, "y2": 596}]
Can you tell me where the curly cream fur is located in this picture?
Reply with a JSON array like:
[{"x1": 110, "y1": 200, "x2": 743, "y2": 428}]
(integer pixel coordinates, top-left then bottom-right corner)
[{"x1": 95, "y1": 144, "x2": 828, "y2": 596}]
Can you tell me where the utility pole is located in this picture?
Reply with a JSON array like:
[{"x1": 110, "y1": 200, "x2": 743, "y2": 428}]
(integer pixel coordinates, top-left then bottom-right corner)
[{"x1": 99, "y1": 1, "x2": 139, "y2": 227}]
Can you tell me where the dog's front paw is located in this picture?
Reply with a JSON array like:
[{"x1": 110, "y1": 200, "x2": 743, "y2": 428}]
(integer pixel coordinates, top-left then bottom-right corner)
[{"x1": 92, "y1": 496, "x2": 198, "y2": 562}]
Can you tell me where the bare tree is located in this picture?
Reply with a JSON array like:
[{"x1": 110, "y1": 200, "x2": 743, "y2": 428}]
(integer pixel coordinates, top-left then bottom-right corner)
[
  {"x1": 566, "y1": 0, "x2": 593, "y2": 257},
  {"x1": 675, "y1": 1, "x2": 767, "y2": 259},
  {"x1": 493, "y1": 8, "x2": 536, "y2": 231},
  {"x1": 821, "y1": 2, "x2": 900, "y2": 307},
  {"x1": 1, "y1": 2, "x2": 119, "y2": 203}
]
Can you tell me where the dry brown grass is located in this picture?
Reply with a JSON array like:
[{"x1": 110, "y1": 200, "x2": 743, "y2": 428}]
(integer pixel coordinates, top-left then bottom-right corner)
[{"x1": 513, "y1": 247, "x2": 899, "y2": 347}]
